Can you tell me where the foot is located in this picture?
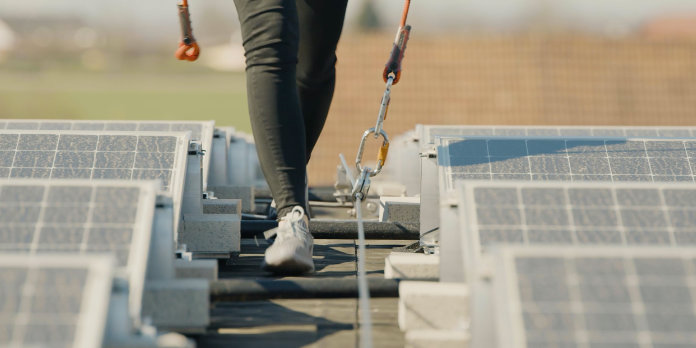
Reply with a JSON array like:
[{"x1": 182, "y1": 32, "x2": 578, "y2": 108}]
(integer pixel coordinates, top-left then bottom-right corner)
[{"x1": 262, "y1": 206, "x2": 315, "y2": 275}]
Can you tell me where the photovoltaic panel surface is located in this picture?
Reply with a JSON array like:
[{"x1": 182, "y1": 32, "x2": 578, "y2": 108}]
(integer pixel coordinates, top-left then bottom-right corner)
[
  {"x1": 0, "y1": 179, "x2": 158, "y2": 321},
  {"x1": 418, "y1": 124, "x2": 696, "y2": 148},
  {"x1": 0, "y1": 120, "x2": 213, "y2": 188},
  {"x1": 458, "y1": 181, "x2": 696, "y2": 282},
  {"x1": 438, "y1": 136, "x2": 696, "y2": 192},
  {"x1": 0, "y1": 130, "x2": 188, "y2": 190},
  {"x1": 0, "y1": 254, "x2": 113, "y2": 348},
  {"x1": 492, "y1": 247, "x2": 696, "y2": 348},
  {"x1": 0, "y1": 130, "x2": 188, "y2": 228}
]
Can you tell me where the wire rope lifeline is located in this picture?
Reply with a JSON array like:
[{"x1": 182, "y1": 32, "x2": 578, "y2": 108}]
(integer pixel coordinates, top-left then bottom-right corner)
[
  {"x1": 354, "y1": 195, "x2": 373, "y2": 348},
  {"x1": 346, "y1": 2, "x2": 412, "y2": 347}
]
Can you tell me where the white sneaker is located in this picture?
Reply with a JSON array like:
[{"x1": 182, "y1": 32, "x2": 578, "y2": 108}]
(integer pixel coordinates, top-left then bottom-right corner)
[{"x1": 262, "y1": 206, "x2": 315, "y2": 274}]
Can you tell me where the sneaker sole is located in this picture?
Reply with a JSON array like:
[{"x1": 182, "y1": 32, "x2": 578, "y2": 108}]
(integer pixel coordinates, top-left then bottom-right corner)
[
  {"x1": 262, "y1": 248, "x2": 314, "y2": 275},
  {"x1": 262, "y1": 258, "x2": 314, "y2": 275}
]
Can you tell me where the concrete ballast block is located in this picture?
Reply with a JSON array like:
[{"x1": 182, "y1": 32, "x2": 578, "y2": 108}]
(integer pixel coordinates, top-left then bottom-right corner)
[
  {"x1": 202, "y1": 199, "x2": 242, "y2": 215},
  {"x1": 379, "y1": 196, "x2": 420, "y2": 223},
  {"x1": 405, "y1": 330, "x2": 470, "y2": 348},
  {"x1": 174, "y1": 259, "x2": 218, "y2": 281},
  {"x1": 398, "y1": 281, "x2": 469, "y2": 331},
  {"x1": 372, "y1": 181, "x2": 408, "y2": 197},
  {"x1": 180, "y1": 213, "x2": 240, "y2": 254},
  {"x1": 207, "y1": 185, "x2": 254, "y2": 212},
  {"x1": 385, "y1": 252, "x2": 439, "y2": 280},
  {"x1": 142, "y1": 279, "x2": 209, "y2": 331}
]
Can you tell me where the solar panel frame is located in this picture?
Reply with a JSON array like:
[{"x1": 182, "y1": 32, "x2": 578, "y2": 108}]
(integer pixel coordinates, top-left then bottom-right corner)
[
  {"x1": 0, "y1": 129, "x2": 189, "y2": 235},
  {"x1": 417, "y1": 124, "x2": 696, "y2": 149},
  {"x1": 457, "y1": 181, "x2": 696, "y2": 284},
  {"x1": 490, "y1": 247, "x2": 696, "y2": 348},
  {"x1": 0, "y1": 254, "x2": 114, "y2": 348},
  {"x1": 0, "y1": 120, "x2": 214, "y2": 189},
  {"x1": 0, "y1": 179, "x2": 159, "y2": 322}
]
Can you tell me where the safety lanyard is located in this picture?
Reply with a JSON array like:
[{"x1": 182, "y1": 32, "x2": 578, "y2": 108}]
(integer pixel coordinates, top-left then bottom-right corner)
[
  {"x1": 351, "y1": 0, "x2": 412, "y2": 201},
  {"x1": 175, "y1": 0, "x2": 200, "y2": 61}
]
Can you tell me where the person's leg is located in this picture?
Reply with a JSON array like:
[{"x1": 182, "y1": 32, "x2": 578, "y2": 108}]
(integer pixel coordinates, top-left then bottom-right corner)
[
  {"x1": 295, "y1": 0, "x2": 349, "y2": 161},
  {"x1": 233, "y1": 0, "x2": 307, "y2": 218}
]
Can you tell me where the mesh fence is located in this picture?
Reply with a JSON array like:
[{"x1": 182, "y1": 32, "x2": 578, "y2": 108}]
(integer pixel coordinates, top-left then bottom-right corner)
[{"x1": 307, "y1": 32, "x2": 696, "y2": 185}]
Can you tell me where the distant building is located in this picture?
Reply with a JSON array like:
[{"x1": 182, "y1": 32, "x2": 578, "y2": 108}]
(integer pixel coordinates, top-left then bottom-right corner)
[
  {"x1": 2, "y1": 16, "x2": 90, "y2": 52},
  {"x1": 203, "y1": 34, "x2": 246, "y2": 72},
  {"x1": 643, "y1": 15, "x2": 696, "y2": 39},
  {"x1": 0, "y1": 19, "x2": 15, "y2": 53}
]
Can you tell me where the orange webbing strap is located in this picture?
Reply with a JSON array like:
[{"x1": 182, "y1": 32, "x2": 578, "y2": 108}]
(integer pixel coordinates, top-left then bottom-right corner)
[
  {"x1": 399, "y1": 0, "x2": 411, "y2": 28},
  {"x1": 382, "y1": 0, "x2": 412, "y2": 84},
  {"x1": 175, "y1": 0, "x2": 200, "y2": 62}
]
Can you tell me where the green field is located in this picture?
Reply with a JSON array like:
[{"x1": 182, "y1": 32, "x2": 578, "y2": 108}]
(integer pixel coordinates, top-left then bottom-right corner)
[{"x1": 0, "y1": 69, "x2": 252, "y2": 132}]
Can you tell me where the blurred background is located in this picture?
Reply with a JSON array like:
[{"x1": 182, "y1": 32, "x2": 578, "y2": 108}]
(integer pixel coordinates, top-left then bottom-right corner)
[{"x1": 2, "y1": 0, "x2": 696, "y2": 185}]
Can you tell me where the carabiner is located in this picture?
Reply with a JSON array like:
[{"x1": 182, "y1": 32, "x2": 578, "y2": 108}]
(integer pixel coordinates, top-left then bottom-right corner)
[
  {"x1": 355, "y1": 128, "x2": 390, "y2": 177},
  {"x1": 175, "y1": 42, "x2": 200, "y2": 61}
]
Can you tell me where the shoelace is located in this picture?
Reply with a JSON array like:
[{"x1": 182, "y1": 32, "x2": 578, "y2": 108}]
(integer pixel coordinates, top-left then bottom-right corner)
[{"x1": 277, "y1": 207, "x2": 307, "y2": 241}]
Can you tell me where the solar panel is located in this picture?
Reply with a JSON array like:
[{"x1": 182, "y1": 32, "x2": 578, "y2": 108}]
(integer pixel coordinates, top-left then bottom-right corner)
[
  {"x1": 489, "y1": 247, "x2": 696, "y2": 348},
  {"x1": 0, "y1": 130, "x2": 188, "y2": 230},
  {"x1": 388, "y1": 125, "x2": 696, "y2": 196},
  {"x1": 438, "y1": 136, "x2": 696, "y2": 191},
  {"x1": 0, "y1": 120, "x2": 214, "y2": 189},
  {"x1": 0, "y1": 179, "x2": 159, "y2": 321},
  {"x1": 0, "y1": 254, "x2": 114, "y2": 348},
  {"x1": 456, "y1": 181, "x2": 696, "y2": 283},
  {"x1": 432, "y1": 135, "x2": 696, "y2": 271},
  {"x1": 418, "y1": 124, "x2": 696, "y2": 149}
]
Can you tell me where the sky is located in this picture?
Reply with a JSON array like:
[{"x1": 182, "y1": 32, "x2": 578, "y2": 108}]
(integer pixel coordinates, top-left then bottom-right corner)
[{"x1": 1, "y1": 0, "x2": 696, "y2": 40}]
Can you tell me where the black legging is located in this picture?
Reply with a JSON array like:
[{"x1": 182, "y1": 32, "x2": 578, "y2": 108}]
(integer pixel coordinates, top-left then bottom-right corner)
[{"x1": 233, "y1": 0, "x2": 348, "y2": 218}]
